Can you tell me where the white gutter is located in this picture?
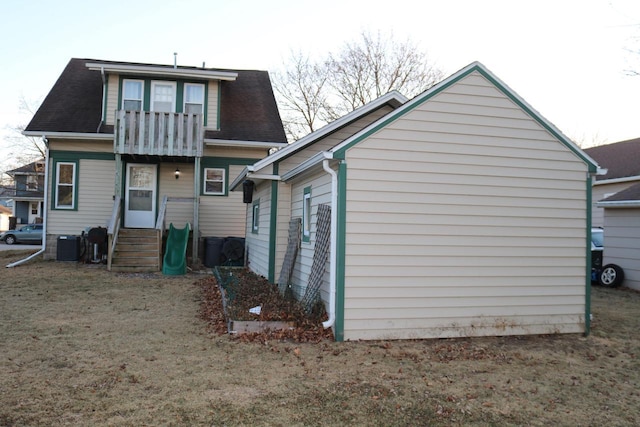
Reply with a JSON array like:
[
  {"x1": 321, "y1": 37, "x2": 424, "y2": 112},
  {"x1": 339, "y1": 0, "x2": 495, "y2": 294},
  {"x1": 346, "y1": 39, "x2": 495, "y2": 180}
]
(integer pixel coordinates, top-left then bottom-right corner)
[
  {"x1": 86, "y1": 62, "x2": 238, "y2": 81},
  {"x1": 22, "y1": 131, "x2": 113, "y2": 140},
  {"x1": 597, "y1": 200, "x2": 640, "y2": 208},
  {"x1": 7, "y1": 140, "x2": 49, "y2": 268},
  {"x1": 593, "y1": 174, "x2": 640, "y2": 185},
  {"x1": 229, "y1": 166, "x2": 253, "y2": 191},
  {"x1": 322, "y1": 157, "x2": 338, "y2": 329},
  {"x1": 204, "y1": 138, "x2": 288, "y2": 149}
]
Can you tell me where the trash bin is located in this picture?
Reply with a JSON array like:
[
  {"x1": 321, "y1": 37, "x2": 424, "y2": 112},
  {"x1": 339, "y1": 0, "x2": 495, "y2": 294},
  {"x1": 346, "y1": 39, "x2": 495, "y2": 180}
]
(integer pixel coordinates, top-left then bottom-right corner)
[
  {"x1": 57, "y1": 235, "x2": 80, "y2": 261},
  {"x1": 204, "y1": 237, "x2": 224, "y2": 267}
]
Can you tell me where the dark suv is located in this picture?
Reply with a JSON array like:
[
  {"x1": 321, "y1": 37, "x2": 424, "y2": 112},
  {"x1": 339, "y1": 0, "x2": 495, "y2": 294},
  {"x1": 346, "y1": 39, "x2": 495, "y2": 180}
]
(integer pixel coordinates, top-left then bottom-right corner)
[{"x1": 591, "y1": 228, "x2": 624, "y2": 287}]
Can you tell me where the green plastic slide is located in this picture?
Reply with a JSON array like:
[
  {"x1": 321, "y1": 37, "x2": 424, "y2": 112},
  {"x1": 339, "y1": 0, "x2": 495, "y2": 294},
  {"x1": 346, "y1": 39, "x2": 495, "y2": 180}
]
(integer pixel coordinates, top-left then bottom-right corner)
[{"x1": 162, "y1": 223, "x2": 191, "y2": 275}]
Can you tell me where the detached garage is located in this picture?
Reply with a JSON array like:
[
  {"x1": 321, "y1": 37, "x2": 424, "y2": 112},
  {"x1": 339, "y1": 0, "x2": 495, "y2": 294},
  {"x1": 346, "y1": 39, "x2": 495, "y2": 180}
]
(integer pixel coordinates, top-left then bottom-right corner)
[{"x1": 235, "y1": 62, "x2": 601, "y2": 341}]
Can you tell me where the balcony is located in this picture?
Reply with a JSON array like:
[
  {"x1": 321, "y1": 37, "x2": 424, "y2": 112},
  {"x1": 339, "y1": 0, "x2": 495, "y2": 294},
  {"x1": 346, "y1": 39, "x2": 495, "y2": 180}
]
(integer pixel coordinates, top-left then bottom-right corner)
[{"x1": 114, "y1": 110, "x2": 204, "y2": 157}]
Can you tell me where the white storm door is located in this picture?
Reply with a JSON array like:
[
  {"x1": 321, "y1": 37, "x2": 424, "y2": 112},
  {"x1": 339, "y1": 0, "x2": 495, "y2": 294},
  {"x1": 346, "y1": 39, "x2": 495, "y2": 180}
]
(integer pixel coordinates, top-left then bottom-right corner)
[{"x1": 124, "y1": 164, "x2": 157, "y2": 228}]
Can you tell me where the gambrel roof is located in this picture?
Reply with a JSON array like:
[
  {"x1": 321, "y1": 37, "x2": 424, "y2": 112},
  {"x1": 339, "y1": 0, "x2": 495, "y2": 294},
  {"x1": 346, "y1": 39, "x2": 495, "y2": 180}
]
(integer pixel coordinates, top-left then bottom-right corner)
[{"x1": 25, "y1": 58, "x2": 287, "y2": 144}]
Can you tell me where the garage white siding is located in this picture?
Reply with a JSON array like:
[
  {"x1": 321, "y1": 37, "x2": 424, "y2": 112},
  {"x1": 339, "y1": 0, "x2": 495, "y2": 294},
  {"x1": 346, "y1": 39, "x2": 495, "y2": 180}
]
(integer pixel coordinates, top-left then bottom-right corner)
[
  {"x1": 603, "y1": 208, "x2": 640, "y2": 290},
  {"x1": 244, "y1": 181, "x2": 272, "y2": 279},
  {"x1": 341, "y1": 71, "x2": 589, "y2": 340}
]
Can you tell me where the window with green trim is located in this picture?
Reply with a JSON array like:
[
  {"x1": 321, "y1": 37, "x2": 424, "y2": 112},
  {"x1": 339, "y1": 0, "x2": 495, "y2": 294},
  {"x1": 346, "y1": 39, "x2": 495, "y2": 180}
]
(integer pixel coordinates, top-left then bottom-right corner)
[
  {"x1": 203, "y1": 167, "x2": 225, "y2": 195},
  {"x1": 54, "y1": 161, "x2": 77, "y2": 209},
  {"x1": 184, "y1": 83, "x2": 205, "y2": 114},
  {"x1": 122, "y1": 79, "x2": 143, "y2": 111},
  {"x1": 252, "y1": 199, "x2": 260, "y2": 234},
  {"x1": 302, "y1": 186, "x2": 311, "y2": 242}
]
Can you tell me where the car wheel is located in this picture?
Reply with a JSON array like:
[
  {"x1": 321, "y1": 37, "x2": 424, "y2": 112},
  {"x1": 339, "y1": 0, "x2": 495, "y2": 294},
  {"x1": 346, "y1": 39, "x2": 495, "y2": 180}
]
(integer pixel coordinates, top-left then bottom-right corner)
[
  {"x1": 599, "y1": 264, "x2": 624, "y2": 287},
  {"x1": 4, "y1": 235, "x2": 16, "y2": 245}
]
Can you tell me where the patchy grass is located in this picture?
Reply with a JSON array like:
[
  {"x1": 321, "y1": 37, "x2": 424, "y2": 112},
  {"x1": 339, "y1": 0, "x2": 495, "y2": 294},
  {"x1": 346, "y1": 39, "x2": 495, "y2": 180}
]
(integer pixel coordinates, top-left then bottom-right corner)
[{"x1": 1, "y1": 250, "x2": 639, "y2": 426}]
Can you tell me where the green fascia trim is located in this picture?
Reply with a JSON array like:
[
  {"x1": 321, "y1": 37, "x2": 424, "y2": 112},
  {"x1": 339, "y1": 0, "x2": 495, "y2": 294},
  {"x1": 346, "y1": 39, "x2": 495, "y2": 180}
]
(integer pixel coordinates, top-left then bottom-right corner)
[
  {"x1": 334, "y1": 161, "x2": 347, "y2": 342},
  {"x1": 584, "y1": 175, "x2": 592, "y2": 336},
  {"x1": 268, "y1": 163, "x2": 279, "y2": 283},
  {"x1": 333, "y1": 64, "x2": 598, "y2": 173},
  {"x1": 50, "y1": 159, "x2": 79, "y2": 211},
  {"x1": 49, "y1": 151, "x2": 115, "y2": 161}
]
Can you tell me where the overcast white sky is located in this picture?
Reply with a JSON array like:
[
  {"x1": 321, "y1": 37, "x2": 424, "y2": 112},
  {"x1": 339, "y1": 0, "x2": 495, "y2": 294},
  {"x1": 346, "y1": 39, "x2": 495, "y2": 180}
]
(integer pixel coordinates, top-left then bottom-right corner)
[{"x1": 1, "y1": 0, "x2": 640, "y2": 170}]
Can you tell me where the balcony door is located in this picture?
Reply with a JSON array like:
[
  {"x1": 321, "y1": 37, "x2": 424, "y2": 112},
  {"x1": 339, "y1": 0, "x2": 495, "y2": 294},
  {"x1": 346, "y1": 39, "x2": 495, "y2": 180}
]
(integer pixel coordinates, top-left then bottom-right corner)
[
  {"x1": 151, "y1": 81, "x2": 176, "y2": 112},
  {"x1": 124, "y1": 164, "x2": 157, "y2": 229}
]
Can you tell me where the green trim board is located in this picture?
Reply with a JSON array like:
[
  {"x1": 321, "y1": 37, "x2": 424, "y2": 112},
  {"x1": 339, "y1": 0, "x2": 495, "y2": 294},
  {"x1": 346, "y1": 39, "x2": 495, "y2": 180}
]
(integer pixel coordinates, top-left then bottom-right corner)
[
  {"x1": 49, "y1": 151, "x2": 115, "y2": 161},
  {"x1": 332, "y1": 62, "x2": 598, "y2": 173},
  {"x1": 268, "y1": 163, "x2": 279, "y2": 283},
  {"x1": 334, "y1": 161, "x2": 347, "y2": 342},
  {"x1": 584, "y1": 175, "x2": 592, "y2": 336}
]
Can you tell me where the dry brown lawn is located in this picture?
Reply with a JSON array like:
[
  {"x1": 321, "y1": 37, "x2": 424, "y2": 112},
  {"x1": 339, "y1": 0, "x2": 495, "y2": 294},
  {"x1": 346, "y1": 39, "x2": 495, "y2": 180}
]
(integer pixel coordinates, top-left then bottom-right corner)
[{"x1": 1, "y1": 249, "x2": 639, "y2": 426}]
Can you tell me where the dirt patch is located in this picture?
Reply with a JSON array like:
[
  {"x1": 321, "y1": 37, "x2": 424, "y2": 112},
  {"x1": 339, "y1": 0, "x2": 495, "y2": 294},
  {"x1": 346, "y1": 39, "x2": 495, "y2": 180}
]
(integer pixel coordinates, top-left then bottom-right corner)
[
  {"x1": 1, "y1": 250, "x2": 639, "y2": 426},
  {"x1": 197, "y1": 268, "x2": 333, "y2": 342}
]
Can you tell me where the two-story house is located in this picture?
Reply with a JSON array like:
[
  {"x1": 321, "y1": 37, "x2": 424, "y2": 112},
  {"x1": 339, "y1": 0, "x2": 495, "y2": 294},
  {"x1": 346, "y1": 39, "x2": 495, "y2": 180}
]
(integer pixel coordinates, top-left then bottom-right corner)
[
  {"x1": 23, "y1": 58, "x2": 287, "y2": 270},
  {"x1": 5, "y1": 159, "x2": 45, "y2": 227}
]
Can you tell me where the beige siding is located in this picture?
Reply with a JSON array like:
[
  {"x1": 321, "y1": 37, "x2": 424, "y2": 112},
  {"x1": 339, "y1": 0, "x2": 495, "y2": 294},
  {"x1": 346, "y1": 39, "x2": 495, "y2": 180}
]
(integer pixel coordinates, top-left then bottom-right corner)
[
  {"x1": 47, "y1": 158, "x2": 115, "y2": 235},
  {"x1": 106, "y1": 73, "x2": 119, "y2": 125},
  {"x1": 603, "y1": 208, "x2": 640, "y2": 290},
  {"x1": 592, "y1": 180, "x2": 639, "y2": 227},
  {"x1": 158, "y1": 163, "x2": 195, "y2": 228},
  {"x1": 290, "y1": 170, "x2": 333, "y2": 301},
  {"x1": 199, "y1": 165, "x2": 251, "y2": 238},
  {"x1": 245, "y1": 181, "x2": 272, "y2": 278},
  {"x1": 342, "y1": 71, "x2": 588, "y2": 340},
  {"x1": 273, "y1": 181, "x2": 292, "y2": 282},
  {"x1": 206, "y1": 81, "x2": 219, "y2": 130}
]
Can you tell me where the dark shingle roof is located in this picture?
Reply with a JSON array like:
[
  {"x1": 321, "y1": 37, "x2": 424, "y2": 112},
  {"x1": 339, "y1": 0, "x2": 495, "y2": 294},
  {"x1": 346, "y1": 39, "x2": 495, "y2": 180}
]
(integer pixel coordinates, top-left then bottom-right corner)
[
  {"x1": 601, "y1": 182, "x2": 640, "y2": 202},
  {"x1": 26, "y1": 58, "x2": 286, "y2": 143},
  {"x1": 6, "y1": 160, "x2": 45, "y2": 176},
  {"x1": 584, "y1": 137, "x2": 640, "y2": 181}
]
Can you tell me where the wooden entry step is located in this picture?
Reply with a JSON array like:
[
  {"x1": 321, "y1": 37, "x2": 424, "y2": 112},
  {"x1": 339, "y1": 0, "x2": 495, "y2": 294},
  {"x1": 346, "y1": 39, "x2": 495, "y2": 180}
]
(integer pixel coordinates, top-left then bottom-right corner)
[{"x1": 110, "y1": 228, "x2": 161, "y2": 272}]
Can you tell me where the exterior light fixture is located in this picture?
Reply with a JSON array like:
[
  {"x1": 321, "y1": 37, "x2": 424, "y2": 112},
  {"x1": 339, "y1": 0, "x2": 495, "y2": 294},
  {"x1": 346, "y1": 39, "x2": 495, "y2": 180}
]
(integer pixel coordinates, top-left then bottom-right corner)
[{"x1": 174, "y1": 167, "x2": 181, "y2": 180}]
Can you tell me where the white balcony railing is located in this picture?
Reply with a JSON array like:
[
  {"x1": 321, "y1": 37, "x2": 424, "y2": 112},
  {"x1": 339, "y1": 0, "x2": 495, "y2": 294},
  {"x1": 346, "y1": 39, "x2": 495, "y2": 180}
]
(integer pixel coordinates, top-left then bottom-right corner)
[{"x1": 114, "y1": 110, "x2": 204, "y2": 157}]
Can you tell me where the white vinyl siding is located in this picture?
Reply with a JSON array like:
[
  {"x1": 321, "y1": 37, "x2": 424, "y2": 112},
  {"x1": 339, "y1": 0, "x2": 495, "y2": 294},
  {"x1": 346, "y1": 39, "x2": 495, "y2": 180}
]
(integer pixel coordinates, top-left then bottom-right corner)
[
  {"x1": 106, "y1": 74, "x2": 119, "y2": 125},
  {"x1": 47, "y1": 159, "x2": 115, "y2": 235},
  {"x1": 341, "y1": 71, "x2": 589, "y2": 340},
  {"x1": 592, "y1": 180, "x2": 639, "y2": 228},
  {"x1": 289, "y1": 171, "x2": 332, "y2": 301},
  {"x1": 603, "y1": 208, "x2": 640, "y2": 290},
  {"x1": 244, "y1": 181, "x2": 272, "y2": 279}
]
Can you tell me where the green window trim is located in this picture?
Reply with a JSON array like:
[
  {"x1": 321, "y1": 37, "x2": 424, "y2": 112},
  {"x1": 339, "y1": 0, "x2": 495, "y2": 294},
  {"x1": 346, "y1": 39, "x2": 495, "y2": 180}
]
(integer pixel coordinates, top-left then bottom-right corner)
[
  {"x1": 117, "y1": 76, "x2": 209, "y2": 126},
  {"x1": 51, "y1": 159, "x2": 79, "y2": 211},
  {"x1": 302, "y1": 186, "x2": 311, "y2": 243},
  {"x1": 252, "y1": 199, "x2": 260, "y2": 234}
]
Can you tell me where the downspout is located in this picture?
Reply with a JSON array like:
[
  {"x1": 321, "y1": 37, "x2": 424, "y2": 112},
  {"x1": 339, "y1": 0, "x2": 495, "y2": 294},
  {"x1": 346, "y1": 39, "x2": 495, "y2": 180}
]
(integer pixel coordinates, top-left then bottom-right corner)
[
  {"x1": 97, "y1": 66, "x2": 106, "y2": 132},
  {"x1": 7, "y1": 137, "x2": 50, "y2": 268},
  {"x1": 322, "y1": 158, "x2": 338, "y2": 329}
]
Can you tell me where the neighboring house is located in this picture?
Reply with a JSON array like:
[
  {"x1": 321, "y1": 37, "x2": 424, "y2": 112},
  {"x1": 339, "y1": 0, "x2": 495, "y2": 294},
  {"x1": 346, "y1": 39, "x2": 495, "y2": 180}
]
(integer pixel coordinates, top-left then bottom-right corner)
[
  {"x1": 597, "y1": 183, "x2": 640, "y2": 290},
  {"x1": 23, "y1": 58, "x2": 286, "y2": 270},
  {"x1": 5, "y1": 160, "x2": 45, "y2": 226},
  {"x1": 584, "y1": 138, "x2": 640, "y2": 228},
  {"x1": 232, "y1": 62, "x2": 600, "y2": 341}
]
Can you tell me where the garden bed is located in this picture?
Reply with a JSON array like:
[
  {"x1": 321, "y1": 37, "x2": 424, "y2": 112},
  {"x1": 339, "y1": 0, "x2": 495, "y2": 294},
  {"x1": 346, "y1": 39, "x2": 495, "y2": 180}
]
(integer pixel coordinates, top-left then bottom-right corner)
[{"x1": 197, "y1": 267, "x2": 333, "y2": 343}]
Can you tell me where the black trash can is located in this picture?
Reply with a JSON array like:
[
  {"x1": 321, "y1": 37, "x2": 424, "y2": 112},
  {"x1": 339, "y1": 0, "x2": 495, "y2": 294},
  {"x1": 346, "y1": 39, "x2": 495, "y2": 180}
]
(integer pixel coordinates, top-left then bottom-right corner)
[
  {"x1": 204, "y1": 237, "x2": 224, "y2": 268},
  {"x1": 57, "y1": 235, "x2": 80, "y2": 261}
]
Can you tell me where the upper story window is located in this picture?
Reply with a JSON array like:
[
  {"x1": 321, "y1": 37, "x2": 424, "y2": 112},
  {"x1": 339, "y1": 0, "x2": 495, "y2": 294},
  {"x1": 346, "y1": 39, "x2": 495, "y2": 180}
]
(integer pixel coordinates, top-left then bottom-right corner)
[
  {"x1": 122, "y1": 79, "x2": 143, "y2": 111},
  {"x1": 184, "y1": 83, "x2": 205, "y2": 114},
  {"x1": 151, "y1": 81, "x2": 176, "y2": 112},
  {"x1": 26, "y1": 175, "x2": 38, "y2": 191}
]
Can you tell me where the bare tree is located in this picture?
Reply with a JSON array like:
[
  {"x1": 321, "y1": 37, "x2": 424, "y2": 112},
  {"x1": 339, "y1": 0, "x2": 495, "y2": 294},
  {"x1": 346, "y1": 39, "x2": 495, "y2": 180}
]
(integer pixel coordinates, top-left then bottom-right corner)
[
  {"x1": 1, "y1": 95, "x2": 45, "y2": 173},
  {"x1": 273, "y1": 31, "x2": 444, "y2": 141}
]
